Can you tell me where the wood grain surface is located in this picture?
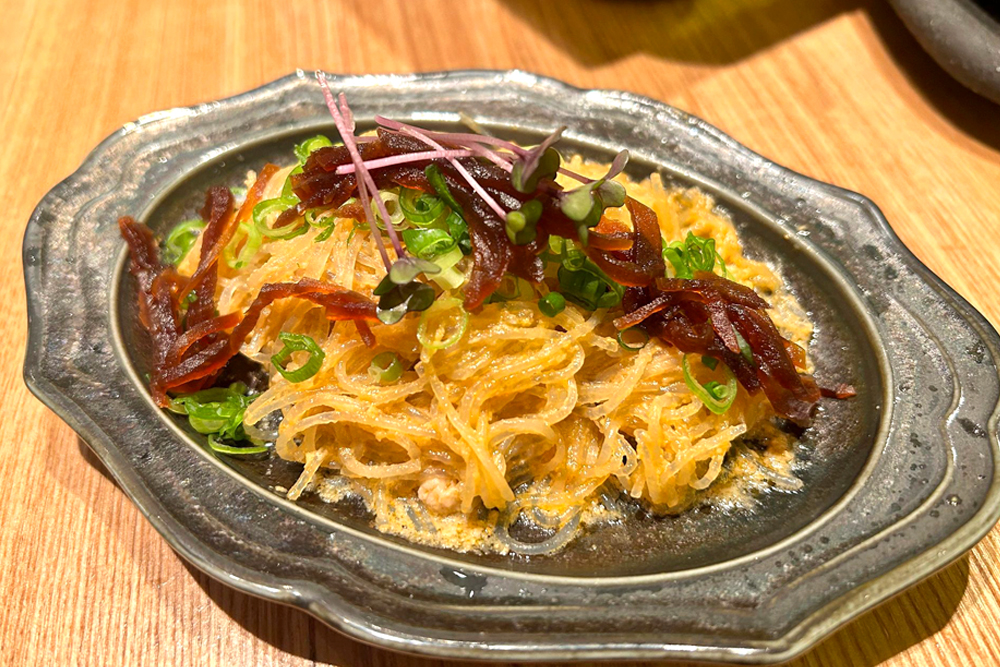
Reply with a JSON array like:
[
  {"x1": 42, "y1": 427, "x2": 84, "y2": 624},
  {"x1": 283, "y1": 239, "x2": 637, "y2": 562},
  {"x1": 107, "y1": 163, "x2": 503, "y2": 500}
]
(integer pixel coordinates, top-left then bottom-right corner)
[{"x1": 4, "y1": 0, "x2": 1000, "y2": 665}]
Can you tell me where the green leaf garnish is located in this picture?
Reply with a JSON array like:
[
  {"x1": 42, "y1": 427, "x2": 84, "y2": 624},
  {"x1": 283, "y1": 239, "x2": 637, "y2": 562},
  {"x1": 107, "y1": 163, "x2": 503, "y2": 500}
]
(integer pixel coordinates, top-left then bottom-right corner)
[
  {"x1": 387, "y1": 256, "x2": 441, "y2": 285},
  {"x1": 558, "y1": 150, "x2": 629, "y2": 244}
]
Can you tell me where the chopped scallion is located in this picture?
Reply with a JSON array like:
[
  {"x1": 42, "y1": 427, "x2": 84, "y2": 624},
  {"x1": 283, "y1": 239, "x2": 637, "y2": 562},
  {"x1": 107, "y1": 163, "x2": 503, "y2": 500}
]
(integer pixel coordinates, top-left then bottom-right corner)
[
  {"x1": 402, "y1": 228, "x2": 456, "y2": 260},
  {"x1": 616, "y1": 327, "x2": 649, "y2": 351},
  {"x1": 399, "y1": 188, "x2": 445, "y2": 224},
  {"x1": 369, "y1": 351, "x2": 404, "y2": 383},
  {"x1": 734, "y1": 330, "x2": 753, "y2": 363},
  {"x1": 207, "y1": 435, "x2": 269, "y2": 456},
  {"x1": 271, "y1": 332, "x2": 325, "y2": 383},
  {"x1": 681, "y1": 354, "x2": 738, "y2": 414},
  {"x1": 417, "y1": 298, "x2": 469, "y2": 350},
  {"x1": 163, "y1": 219, "x2": 206, "y2": 265},
  {"x1": 293, "y1": 135, "x2": 333, "y2": 163},
  {"x1": 538, "y1": 292, "x2": 566, "y2": 318},
  {"x1": 254, "y1": 195, "x2": 304, "y2": 239},
  {"x1": 168, "y1": 383, "x2": 259, "y2": 454}
]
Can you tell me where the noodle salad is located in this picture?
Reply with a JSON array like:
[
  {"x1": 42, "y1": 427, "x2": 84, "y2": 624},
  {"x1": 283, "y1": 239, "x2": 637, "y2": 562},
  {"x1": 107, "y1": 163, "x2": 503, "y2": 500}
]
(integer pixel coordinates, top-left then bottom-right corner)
[{"x1": 119, "y1": 74, "x2": 854, "y2": 554}]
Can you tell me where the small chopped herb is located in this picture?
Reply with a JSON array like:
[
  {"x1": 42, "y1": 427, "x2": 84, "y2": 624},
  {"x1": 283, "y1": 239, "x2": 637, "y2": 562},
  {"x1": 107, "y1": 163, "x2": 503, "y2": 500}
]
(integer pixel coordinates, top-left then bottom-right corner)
[
  {"x1": 254, "y1": 195, "x2": 305, "y2": 239},
  {"x1": 538, "y1": 292, "x2": 566, "y2": 318},
  {"x1": 369, "y1": 351, "x2": 404, "y2": 383},
  {"x1": 616, "y1": 327, "x2": 649, "y2": 351},
  {"x1": 681, "y1": 354, "x2": 738, "y2": 414},
  {"x1": 663, "y1": 232, "x2": 729, "y2": 279},
  {"x1": 271, "y1": 332, "x2": 325, "y2": 383},
  {"x1": 399, "y1": 188, "x2": 445, "y2": 224},
  {"x1": 505, "y1": 199, "x2": 543, "y2": 245},
  {"x1": 734, "y1": 330, "x2": 754, "y2": 363},
  {"x1": 293, "y1": 135, "x2": 333, "y2": 163},
  {"x1": 163, "y1": 219, "x2": 206, "y2": 265},
  {"x1": 168, "y1": 383, "x2": 260, "y2": 454}
]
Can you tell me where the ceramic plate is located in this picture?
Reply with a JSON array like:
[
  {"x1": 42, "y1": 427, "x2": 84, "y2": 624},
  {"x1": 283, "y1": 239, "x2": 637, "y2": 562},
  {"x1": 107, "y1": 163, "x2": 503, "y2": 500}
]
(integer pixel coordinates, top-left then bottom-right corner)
[{"x1": 23, "y1": 70, "x2": 1000, "y2": 663}]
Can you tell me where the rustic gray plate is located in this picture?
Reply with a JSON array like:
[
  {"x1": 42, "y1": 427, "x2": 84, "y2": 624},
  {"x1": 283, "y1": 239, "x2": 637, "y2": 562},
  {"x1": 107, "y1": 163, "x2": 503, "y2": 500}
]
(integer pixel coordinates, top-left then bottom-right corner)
[{"x1": 23, "y1": 70, "x2": 1000, "y2": 663}]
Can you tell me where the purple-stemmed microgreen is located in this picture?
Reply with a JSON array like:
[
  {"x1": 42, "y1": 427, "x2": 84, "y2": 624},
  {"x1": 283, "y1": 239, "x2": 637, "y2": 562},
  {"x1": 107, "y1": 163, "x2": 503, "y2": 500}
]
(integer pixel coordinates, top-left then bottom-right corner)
[
  {"x1": 317, "y1": 72, "x2": 395, "y2": 270},
  {"x1": 505, "y1": 199, "x2": 543, "y2": 245},
  {"x1": 511, "y1": 126, "x2": 565, "y2": 193},
  {"x1": 384, "y1": 120, "x2": 510, "y2": 222},
  {"x1": 375, "y1": 116, "x2": 528, "y2": 156},
  {"x1": 333, "y1": 149, "x2": 478, "y2": 175},
  {"x1": 372, "y1": 256, "x2": 440, "y2": 324},
  {"x1": 558, "y1": 150, "x2": 629, "y2": 244}
]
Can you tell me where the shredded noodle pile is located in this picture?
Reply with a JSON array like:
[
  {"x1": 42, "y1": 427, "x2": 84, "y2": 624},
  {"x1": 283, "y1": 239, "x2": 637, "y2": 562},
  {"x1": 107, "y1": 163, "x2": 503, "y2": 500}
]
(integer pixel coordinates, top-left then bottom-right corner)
[{"x1": 179, "y1": 158, "x2": 813, "y2": 553}]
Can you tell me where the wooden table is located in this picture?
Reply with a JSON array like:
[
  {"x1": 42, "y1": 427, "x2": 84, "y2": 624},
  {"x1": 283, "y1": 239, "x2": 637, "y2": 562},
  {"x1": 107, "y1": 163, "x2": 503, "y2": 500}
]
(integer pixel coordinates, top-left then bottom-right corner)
[{"x1": 5, "y1": 0, "x2": 1000, "y2": 664}]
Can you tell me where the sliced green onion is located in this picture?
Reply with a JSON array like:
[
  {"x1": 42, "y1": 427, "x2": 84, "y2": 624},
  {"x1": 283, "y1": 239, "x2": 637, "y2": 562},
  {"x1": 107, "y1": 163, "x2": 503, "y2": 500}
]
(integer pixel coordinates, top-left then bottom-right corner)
[
  {"x1": 701, "y1": 355, "x2": 719, "y2": 370},
  {"x1": 424, "y1": 164, "x2": 462, "y2": 212},
  {"x1": 369, "y1": 351, "x2": 404, "y2": 383},
  {"x1": 663, "y1": 245, "x2": 694, "y2": 279},
  {"x1": 189, "y1": 415, "x2": 229, "y2": 433},
  {"x1": 208, "y1": 435, "x2": 269, "y2": 456},
  {"x1": 663, "y1": 232, "x2": 723, "y2": 278},
  {"x1": 373, "y1": 191, "x2": 405, "y2": 229},
  {"x1": 254, "y1": 195, "x2": 304, "y2": 239},
  {"x1": 281, "y1": 165, "x2": 303, "y2": 198},
  {"x1": 417, "y1": 298, "x2": 470, "y2": 350},
  {"x1": 229, "y1": 186, "x2": 248, "y2": 200},
  {"x1": 402, "y1": 228, "x2": 456, "y2": 260},
  {"x1": 445, "y1": 212, "x2": 471, "y2": 255},
  {"x1": 311, "y1": 211, "x2": 338, "y2": 243},
  {"x1": 616, "y1": 327, "x2": 649, "y2": 351},
  {"x1": 487, "y1": 275, "x2": 532, "y2": 303},
  {"x1": 169, "y1": 383, "x2": 257, "y2": 447},
  {"x1": 734, "y1": 330, "x2": 753, "y2": 363},
  {"x1": 428, "y1": 246, "x2": 466, "y2": 290},
  {"x1": 716, "y1": 252, "x2": 730, "y2": 279},
  {"x1": 224, "y1": 221, "x2": 263, "y2": 269},
  {"x1": 686, "y1": 233, "x2": 717, "y2": 272},
  {"x1": 271, "y1": 332, "x2": 325, "y2": 383},
  {"x1": 538, "y1": 292, "x2": 566, "y2": 318},
  {"x1": 293, "y1": 135, "x2": 333, "y2": 163},
  {"x1": 556, "y1": 264, "x2": 622, "y2": 311},
  {"x1": 682, "y1": 354, "x2": 738, "y2": 414},
  {"x1": 399, "y1": 188, "x2": 445, "y2": 224},
  {"x1": 163, "y1": 219, "x2": 206, "y2": 265}
]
